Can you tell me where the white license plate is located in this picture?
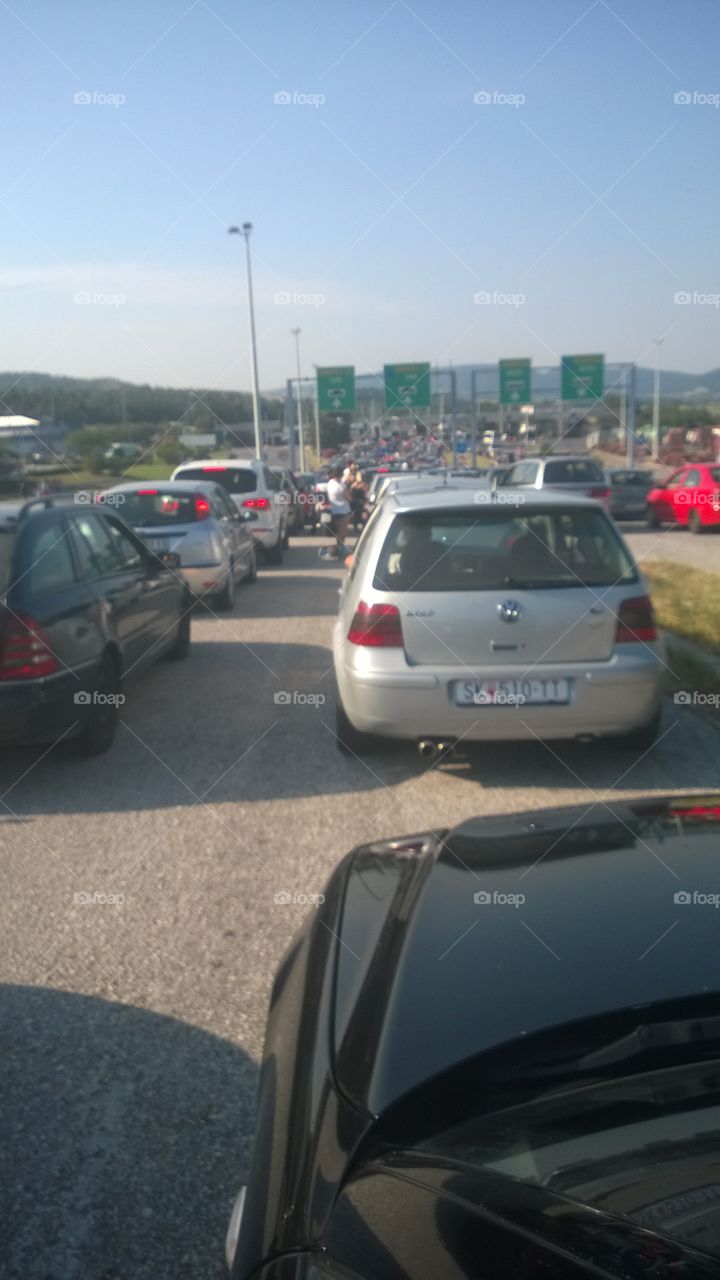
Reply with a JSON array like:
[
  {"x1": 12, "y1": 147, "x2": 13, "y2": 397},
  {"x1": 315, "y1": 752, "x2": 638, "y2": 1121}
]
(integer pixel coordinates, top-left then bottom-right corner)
[
  {"x1": 452, "y1": 678, "x2": 572, "y2": 707},
  {"x1": 145, "y1": 536, "x2": 173, "y2": 552},
  {"x1": 320, "y1": 511, "x2": 333, "y2": 525}
]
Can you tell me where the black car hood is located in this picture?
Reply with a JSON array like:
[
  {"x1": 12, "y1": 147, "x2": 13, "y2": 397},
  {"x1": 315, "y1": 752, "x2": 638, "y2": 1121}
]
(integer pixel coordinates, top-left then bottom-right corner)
[{"x1": 332, "y1": 797, "x2": 720, "y2": 1116}]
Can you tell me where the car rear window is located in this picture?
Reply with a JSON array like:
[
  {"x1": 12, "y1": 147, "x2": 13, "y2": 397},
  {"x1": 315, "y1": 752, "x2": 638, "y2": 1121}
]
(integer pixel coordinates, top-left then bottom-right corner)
[
  {"x1": 175, "y1": 466, "x2": 256, "y2": 495},
  {"x1": 611, "y1": 470, "x2": 652, "y2": 486},
  {"x1": 113, "y1": 490, "x2": 205, "y2": 526},
  {"x1": 0, "y1": 528, "x2": 17, "y2": 593},
  {"x1": 373, "y1": 507, "x2": 636, "y2": 591},
  {"x1": 543, "y1": 460, "x2": 604, "y2": 484}
]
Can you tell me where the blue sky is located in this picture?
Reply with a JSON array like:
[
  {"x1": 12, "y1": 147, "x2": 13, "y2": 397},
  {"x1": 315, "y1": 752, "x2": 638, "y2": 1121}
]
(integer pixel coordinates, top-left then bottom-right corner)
[{"x1": 1, "y1": 0, "x2": 719, "y2": 391}]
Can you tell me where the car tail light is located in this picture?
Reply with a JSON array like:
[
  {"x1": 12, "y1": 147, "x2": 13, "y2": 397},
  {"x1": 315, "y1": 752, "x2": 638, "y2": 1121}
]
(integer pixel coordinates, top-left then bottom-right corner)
[
  {"x1": 195, "y1": 496, "x2": 210, "y2": 519},
  {"x1": 242, "y1": 498, "x2": 269, "y2": 510},
  {"x1": 587, "y1": 486, "x2": 610, "y2": 500},
  {"x1": 137, "y1": 488, "x2": 159, "y2": 495},
  {"x1": 202, "y1": 466, "x2": 227, "y2": 472},
  {"x1": 0, "y1": 612, "x2": 60, "y2": 679},
  {"x1": 348, "y1": 601, "x2": 403, "y2": 647},
  {"x1": 615, "y1": 595, "x2": 657, "y2": 643}
]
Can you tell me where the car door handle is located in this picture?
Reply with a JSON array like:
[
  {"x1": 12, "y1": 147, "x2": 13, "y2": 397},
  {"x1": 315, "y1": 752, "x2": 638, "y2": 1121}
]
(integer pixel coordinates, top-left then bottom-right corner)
[{"x1": 107, "y1": 585, "x2": 141, "y2": 602}]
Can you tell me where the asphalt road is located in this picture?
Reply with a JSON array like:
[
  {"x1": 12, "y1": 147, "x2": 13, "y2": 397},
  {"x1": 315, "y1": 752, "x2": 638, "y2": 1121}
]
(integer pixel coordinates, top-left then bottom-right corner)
[
  {"x1": 1, "y1": 533, "x2": 718, "y2": 1280},
  {"x1": 622, "y1": 519, "x2": 720, "y2": 575}
]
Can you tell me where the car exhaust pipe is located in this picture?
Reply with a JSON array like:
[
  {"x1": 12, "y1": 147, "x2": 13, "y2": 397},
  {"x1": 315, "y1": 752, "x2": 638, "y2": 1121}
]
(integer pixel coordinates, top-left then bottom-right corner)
[{"x1": 418, "y1": 738, "x2": 456, "y2": 763}]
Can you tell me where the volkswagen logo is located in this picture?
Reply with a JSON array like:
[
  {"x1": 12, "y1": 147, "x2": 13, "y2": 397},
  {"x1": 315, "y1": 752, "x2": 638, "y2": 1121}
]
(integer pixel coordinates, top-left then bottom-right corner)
[{"x1": 497, "y1": 599, "x2": 522, "y2": 623}]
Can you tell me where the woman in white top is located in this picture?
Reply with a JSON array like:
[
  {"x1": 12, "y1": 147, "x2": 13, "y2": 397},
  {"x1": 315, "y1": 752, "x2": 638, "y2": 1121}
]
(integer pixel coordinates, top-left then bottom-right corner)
[{"x1": 324, "y1": 466, "x2": 352, "y2": 560}]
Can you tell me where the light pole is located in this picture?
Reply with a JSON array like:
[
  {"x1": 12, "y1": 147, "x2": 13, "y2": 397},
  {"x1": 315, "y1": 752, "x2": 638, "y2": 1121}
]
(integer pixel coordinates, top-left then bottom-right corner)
[
  {"x1": 291, "y1": 327, "x2": 305, "y2": 471},
  {"x1": 228, "y1": 223, "x2": 262, "y2": 458},
  {"x1": 652, "y1": 337, "x2": 663, "y2": 464}
]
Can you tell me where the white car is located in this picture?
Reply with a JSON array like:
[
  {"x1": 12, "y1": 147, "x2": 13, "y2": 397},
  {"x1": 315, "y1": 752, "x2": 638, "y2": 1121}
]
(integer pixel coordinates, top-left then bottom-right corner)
[
  {"x1": 171, "y1": 459, "x2": 287, "y2": 564},
  {"x1": 333, "y1": 486, "x2": 665, "y2": 759},
  {"x1": 101, "y1": 480, "x2": 257, "y2": 609}
]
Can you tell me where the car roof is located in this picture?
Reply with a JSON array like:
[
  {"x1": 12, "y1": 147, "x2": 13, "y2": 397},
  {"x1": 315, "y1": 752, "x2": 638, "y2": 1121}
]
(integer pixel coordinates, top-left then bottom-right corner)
[
  {"x1": 333, "y1": 796, "x2": 720, "y2": 1114},
  {"x1": 389, "y1": 485, "x2": 601, "y2": 512},
  {"x1": 102, "y1": 479, "x2": 222, "y2": 495},
  {"x1": 173, "y1": 458, "x2": 261, "y2": 471}
]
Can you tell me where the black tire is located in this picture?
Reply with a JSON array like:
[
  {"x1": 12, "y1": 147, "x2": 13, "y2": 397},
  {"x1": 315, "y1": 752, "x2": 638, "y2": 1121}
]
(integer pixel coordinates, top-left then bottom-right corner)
[
  {"x1": 689, "y1": 509, "x2": 704, "y2": 535},
  {"x1": 617, "y1": 708, "x2": 661, "y2": 752},
  {"x1": 243, "y1": 548, "x2": 257, "y2": 583},
  {"x1": 646, "y1": 506, "x2": 660, "y2": 529},
  {"x1": 72, "y1": 654, "x2": 121, "y2": 756},
  {"x1": 336, "y1": 696, "x2": 375, "y2": 755},
  {"x1": 215, "y1": 562, "x2": 236, "y2": 610},
  {"x1": 265, "y1": 535, "x2": 284, "y2": 566},
  {"x1": 165, "y1": 602, "x2": 192, "y2": 659}
]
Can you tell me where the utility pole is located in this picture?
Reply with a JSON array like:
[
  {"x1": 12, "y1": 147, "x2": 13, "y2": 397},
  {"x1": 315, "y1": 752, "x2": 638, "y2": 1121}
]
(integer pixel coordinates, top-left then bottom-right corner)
[
  {"x1": 652, "y1": 337, "x2": 663, "y2": 464},
  {"x1": 228, "y1": 223, "x2": 262, "y2": 458},
  {"x1": 291, "y1": 328, "x2": 305, "y2": 471}
]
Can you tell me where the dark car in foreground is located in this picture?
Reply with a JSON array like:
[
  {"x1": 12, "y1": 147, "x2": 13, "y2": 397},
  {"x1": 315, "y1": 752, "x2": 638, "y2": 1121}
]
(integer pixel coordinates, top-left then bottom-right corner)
[
  {"x1": 0, "y1": 497, "x2": 192, "y2": 754},
  {"x1": 228, "y1": 794, "x2": 720, "y2": 1280}
]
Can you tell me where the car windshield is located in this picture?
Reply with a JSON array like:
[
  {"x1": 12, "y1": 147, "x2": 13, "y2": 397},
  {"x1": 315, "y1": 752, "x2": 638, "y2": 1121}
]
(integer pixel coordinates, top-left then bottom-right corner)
[
  {"x1": 112, "y1": 490, "x2": 206, "y2": 526},
  {"x1": 543, "y1": 460, "x2": 604, "y2": 483},
  {"x1": 373, "y1": 506, "x2": 636, "y2": 591},
  {"x1": 176, "y1": 466, "x2": 256, "y2": 495}
]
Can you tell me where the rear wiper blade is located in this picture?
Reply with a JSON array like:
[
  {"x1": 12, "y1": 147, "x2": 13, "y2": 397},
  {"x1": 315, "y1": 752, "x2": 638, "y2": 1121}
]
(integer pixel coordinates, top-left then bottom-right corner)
[{"x1": 502, "y1": 577, "x2": 579, "y2": 589}]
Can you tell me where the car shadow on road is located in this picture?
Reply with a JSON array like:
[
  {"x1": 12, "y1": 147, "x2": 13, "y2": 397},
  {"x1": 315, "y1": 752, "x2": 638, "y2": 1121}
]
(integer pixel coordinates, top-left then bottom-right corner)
[{"x1": 0, "y1": 985, "x2": 257, "y2": 1280}]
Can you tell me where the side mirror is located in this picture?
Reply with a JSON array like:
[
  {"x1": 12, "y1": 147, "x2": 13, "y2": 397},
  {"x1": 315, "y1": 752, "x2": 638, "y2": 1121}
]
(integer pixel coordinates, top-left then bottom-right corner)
[{"x1": 159, "y1": 550, "x2": 181, "y2": 570}]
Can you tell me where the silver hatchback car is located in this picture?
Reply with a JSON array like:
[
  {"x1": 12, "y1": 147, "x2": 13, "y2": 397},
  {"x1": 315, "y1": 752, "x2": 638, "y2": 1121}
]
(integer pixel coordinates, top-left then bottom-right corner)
[
  {"x1": 333, "y1": 487, "x2": 664, "y2": 758},
  {"x1": 101, "y1": 480, "x2": 257, "y2": 610}
]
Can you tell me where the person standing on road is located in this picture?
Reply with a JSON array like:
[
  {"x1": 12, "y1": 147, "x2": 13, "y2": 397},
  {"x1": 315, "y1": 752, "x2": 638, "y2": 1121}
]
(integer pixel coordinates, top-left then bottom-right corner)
[{"x1": 320, "y1": 465, "x2": 352, "y2": 560}]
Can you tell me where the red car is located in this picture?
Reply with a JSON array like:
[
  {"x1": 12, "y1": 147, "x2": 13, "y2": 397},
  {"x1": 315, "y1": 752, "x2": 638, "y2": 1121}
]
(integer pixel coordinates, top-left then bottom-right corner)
[{"x1": 647, "y1": 462, "x2": 720, "y2": 533}]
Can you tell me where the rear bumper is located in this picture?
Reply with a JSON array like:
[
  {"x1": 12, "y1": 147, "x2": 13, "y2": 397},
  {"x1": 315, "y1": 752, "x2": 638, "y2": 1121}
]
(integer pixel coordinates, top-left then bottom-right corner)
[
  {"x1": 335, "y1": 636, "x2": 665, "y2": 742},
  {"x1": 0, "y1": 673, "x2": 85, "y2": 747}
]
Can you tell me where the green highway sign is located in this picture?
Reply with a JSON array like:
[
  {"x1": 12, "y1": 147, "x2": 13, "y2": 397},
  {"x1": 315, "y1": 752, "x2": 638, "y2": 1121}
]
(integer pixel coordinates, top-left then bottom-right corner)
[
  {"x1": 499, "y1": 358, "x2": 531, "y2": 405},
  {"x1": 561, "y1": 353, "x2": 604, "y2": 401},
  {"x1": 384, "y1": 362, "x2": 431, "y2": 411},
  {"x1": 316, "y1": 366, "x2": 356, "y2": 413}
]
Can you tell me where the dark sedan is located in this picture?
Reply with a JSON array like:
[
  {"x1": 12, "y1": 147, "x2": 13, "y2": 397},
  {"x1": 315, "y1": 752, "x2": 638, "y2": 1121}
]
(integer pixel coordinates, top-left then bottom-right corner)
[
  {"x1": 608, "y1": 468, "x2": 655, "y2": 520},
  {"x1": 228, "y1": 794, "x2": 720, "y2": 1280},
  {"x1": 0, "y1": 497, "x2": 192, "y2": 754}
]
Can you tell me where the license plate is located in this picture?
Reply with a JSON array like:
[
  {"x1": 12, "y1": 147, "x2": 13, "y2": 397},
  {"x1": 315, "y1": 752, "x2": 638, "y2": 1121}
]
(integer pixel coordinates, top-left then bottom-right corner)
[
  {"x1": 452, "y1": 678, "x2": 572, "y2": 707},
  {"x1": 320, "y1": 511, "x2": 333, "y2": 525},
  {"x1": 144, "y1": 536, "x2": 173, "y2": 552}
]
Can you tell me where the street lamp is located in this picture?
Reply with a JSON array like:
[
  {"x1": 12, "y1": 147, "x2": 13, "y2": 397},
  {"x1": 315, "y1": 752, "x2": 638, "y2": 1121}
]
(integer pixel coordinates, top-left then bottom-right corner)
[
  {"x1": 228, "y1": 223, "x2": 262, "y2": 459},
  {"x1": 291, "y1": 327, "x2": 305, "y2": 471}
]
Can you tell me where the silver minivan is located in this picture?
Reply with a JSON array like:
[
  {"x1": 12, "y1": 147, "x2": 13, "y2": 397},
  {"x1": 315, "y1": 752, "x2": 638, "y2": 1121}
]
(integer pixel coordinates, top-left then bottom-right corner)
[{"x1": 333, "y1": 486, "x2": 664, "y2": 758}]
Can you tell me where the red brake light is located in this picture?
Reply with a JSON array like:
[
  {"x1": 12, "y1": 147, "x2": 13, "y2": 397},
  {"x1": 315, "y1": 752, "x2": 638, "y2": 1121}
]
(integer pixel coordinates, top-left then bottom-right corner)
[
  {"x1": 587, "y1": 486, "x2": 610, "y2": 499},
  {"x1": 195, "y1": 496, "x2": 211, "y2": 519},
  {"x1": 202, "y1": 466, "x2": 227, "y2": 472},
  {"x1": 348, "y1": 601, "x2": 403, "y2": 647},
  {"x1": 0, "y1": 612, "x2": 59, "y2": 680},
  {"x1": 615, "y1": 595, "x2": 657, "y2": 643},
  {"x1": 137, "y1": 488, "x2": 158, "y2": 495},
  {"x1": 242, "y1": 497, "x2": 269, "y2": 509}
]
